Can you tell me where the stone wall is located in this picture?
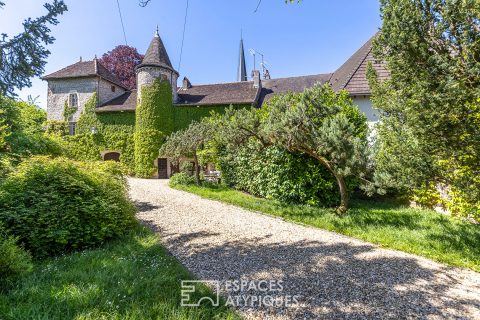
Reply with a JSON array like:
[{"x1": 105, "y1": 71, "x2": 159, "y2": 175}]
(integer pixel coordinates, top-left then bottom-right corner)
[
  {"x1": 137, "y1": 67, "x2": 178, "y2": 103},
  {"x1": 98, "y1": 78, "x2": 126, "y2": 106},
  {"x1": 46, "y1": 77, "x2": 97, "y2": 122}
]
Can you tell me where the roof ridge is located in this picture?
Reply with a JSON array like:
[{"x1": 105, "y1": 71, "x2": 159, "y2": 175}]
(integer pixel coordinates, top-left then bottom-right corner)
[
  {"x1": 181, "y1": 73, "x2": 333, "y2": 89},
  {"x1": 341, "y1": 45, "x2": 373, "y2": 90},
  {"x1": 263, "y1": 73, "x2": 333, "y2": 82},
  {"x1": 330, "y1": 33, "x2": 377, "y2": 91}
]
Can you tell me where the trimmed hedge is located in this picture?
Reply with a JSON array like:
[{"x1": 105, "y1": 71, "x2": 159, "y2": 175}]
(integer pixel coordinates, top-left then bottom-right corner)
[
  {"x1": 134, "y1": 80, "x2": 173, "y2": 177},
  {"x1": 0, "y1": 157, "x2": 136, "y2": 258},
  {"x1": 219, "y1": 145, "x2": 357, "y2": 207}
]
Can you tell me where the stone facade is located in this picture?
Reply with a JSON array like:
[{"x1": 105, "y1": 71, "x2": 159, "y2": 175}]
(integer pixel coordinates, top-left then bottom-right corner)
[
  {"x1": 46, "y1": 77, "x2": 126, "y2": 122},
  {"x1": 136, "y1": 67, "x2": 178, "y2": 103},
  {"x1": 98, "y1": 78, "x2": 126, "y2": 106},
  {"x1": 46, "y1": 77, "x2": 97, "y2": 122}
]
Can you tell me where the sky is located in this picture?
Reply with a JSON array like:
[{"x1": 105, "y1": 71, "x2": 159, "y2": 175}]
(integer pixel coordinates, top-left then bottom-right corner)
[{"x1": 1, "y1": 0, "x2": 381, "y2": 109}]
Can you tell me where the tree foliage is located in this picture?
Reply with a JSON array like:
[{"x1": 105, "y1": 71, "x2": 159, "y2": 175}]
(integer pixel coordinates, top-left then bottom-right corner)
[
  {"x1": 216, "y1": 84, "x2": 371, "y2": 213},
  {"x1": 369, "y1": 0, "x2": 480, "y2": 219},
  {"x1": 0, "y1": 1, "x2": 67, "y2": 96},
  {"x1": 99, "y1": 45, "x2": 144, "y2": 90},
  {"x1": 159, "y1": 120, "x2": 213, "y2": 184}
]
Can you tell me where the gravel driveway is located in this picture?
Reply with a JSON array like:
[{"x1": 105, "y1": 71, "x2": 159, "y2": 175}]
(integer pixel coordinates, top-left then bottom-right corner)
[{"x1": 129, "y1": 178, "x2": 480, "y2": 320}]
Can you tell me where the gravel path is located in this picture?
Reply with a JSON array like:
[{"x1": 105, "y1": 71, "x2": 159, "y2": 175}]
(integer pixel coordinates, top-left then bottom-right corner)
[{"x1": 129, "y1": 178, "x2": 480, "y2": 320}]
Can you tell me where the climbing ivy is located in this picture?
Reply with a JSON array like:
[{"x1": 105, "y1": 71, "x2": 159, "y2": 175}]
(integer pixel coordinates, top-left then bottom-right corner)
[
  {"x1": 50, "y1": 87, "x2": 250, "y2": 177},
  {"x1": 62, "y1": 100, "x2": 76, "y2": 122},
  {"x1": 174, "y1": 104, "x2": 248, "y2": 131},
  {"x1": 134, "y1": 79, "x2": 173, "y2": 177},
  {"x1": 52, "y1": 93, "x2": 136, "y2": 173}
]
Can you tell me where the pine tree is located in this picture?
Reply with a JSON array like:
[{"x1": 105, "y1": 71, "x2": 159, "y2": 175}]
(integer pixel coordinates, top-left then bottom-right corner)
[{"x1": 0, "y1": 1, "x2": 67, "y2": 97}]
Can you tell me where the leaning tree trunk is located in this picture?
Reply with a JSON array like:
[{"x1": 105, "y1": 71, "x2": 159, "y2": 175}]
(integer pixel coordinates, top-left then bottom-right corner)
[
  {"x1": 308, "y1": 151, "x2": 349, "y2": 214},
  {"x1": 333, "y1": 172, "x2": 349, "y2": 214},
  {"x1": 193, "y1": 153, "x2": 201, "y2": 185}
]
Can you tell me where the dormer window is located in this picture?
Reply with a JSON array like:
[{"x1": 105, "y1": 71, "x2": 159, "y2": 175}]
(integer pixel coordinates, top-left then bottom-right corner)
[
  {"x1": 111, "y1": 85, "x2": 116, "y2": 92},
  {"x1": 69, "y1": 93, "x2": 78, "y2": 108}
]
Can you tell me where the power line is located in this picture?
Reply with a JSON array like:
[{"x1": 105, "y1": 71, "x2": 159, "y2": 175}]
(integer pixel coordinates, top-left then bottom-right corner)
[
  {"x1": 178, "y1": 0, "x2": 189, "y2": 73},
  {"x1": 116, "y1": 0, "x2": 128, "y2": 45}
]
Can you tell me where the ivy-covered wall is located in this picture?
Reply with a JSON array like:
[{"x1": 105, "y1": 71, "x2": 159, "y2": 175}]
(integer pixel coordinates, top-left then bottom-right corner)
[
  {"x1": 54, "y1": 88, "x2": 250, "y2": 177},
  {"x1": 134, "y1": 80, "x2": 173, "y2": 177},
  {"x1": 174, "y1": 104, "x2": 249, "y2": 131},
  {"x1": 59, "y1": 93, "x2": 136, "y2": 173}
]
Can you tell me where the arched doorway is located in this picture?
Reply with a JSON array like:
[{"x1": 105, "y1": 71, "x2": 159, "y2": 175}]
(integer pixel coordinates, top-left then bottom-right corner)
[{"x1": 103, "y1": 152, "x2": 121, "y2": 162}]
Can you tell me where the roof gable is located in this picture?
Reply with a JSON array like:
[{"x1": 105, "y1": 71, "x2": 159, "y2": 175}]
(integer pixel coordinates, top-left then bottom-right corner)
[
  {"x1": 42, "y1": 59, "x2": 127, "y2": 90},
  {"x1": 330, "y1": 33, "x2": 389, "y2": 95}
]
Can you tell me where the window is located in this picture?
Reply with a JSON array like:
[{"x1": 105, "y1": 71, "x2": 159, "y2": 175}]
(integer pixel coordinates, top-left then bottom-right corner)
[
  {"x1": 111, "y1": 85, "x2": 116, "y2": 92},
  {"x1": 69, "y1": 93, "x2": 78, "y2": 108},
  {"x1": 68, "y1": 122, "x2": 77, "y2": 136}
]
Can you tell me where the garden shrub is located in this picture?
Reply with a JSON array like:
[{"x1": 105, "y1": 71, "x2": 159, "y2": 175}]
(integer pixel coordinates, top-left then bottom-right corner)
[
  {"x1": 0, "y1": 157, "x2": 136, "y2": 258},
  {"x1": 169, "y1": 172, "x2": 196, "y2": 187},
  {"x1": 135, "y1": 80, "x2": 173, "y2": 177},
  {"x1": 0, "y1": 223, "x2": 32, "y2": 289},
  {"x1": 0, "y1": 95, "x2": 62, "y2": 157},
  {"x1": 219, "y1": 145, "x2": 348, "y2": 206}
]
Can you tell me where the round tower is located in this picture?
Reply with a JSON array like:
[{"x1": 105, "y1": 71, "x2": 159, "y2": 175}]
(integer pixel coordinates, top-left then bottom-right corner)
[{"x1": 136, "y1": 26, "x2": 179, "y2": 103}]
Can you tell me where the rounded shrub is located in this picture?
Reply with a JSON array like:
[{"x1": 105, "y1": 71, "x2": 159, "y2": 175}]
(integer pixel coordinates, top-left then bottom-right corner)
[
  {"x1": 0, "y1": 224, "x2": 32, "y2": 289},
  {"x1": 0, "y1": 157, "x2": 136, "y2": 258},
  {"x1": 169, "y1": 172, "x2": 196, "y2": 187}
]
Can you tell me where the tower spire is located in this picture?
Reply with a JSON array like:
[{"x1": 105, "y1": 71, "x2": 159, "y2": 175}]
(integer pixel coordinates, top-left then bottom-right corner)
[
  {"x1": 155, "y1": 24, "x2": 159, "y2": 37},
  {"x1": 237, "y1": 35, "x2": 247, "y2": 82}
]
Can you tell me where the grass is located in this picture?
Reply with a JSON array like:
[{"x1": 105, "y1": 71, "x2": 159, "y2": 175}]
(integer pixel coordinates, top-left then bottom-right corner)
[
  {"x1": 0, "y1": 225, "x2": 239, "y2": 320},
  {"x1": 172, "y1": 183, "x2": 480, "y2": 272}
]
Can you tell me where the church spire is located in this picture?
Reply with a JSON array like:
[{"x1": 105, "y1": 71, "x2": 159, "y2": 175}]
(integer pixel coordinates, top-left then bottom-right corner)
[{"x1": 237, "y1": 34, "x2": 247, "y2": 82}]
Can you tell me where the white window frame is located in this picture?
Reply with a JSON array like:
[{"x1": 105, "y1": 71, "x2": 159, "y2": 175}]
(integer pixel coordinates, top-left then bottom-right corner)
[{"x1": 68, "y1": 92, "x2": 79, "y2": 108}]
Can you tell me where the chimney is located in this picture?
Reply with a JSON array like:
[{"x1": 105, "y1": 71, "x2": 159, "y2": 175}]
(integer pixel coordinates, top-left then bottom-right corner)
[
  {"x1": 182, "y1": 77, "x2": 192, "y2": 90},
  {"x1": 252, "y1": 70, "x2": 261, "y2": 89}
]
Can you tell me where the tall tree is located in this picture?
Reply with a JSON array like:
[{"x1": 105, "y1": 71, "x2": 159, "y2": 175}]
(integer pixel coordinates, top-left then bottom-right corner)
[
  {"x1": 0, "y1": 1, "x2": 67, "y2": 97},
  {"x1": 99, "y1": 45, "x2": 144, "y2": 90},
  {"x1": 217, "y1": 84, "x2": 371, "y2": 213},
  {"x1": 159, "y1": 121, "x2": 213, "y2": 185},
  {"x1": 369, "y1": 0, "x2": 480, "y2": 217}
]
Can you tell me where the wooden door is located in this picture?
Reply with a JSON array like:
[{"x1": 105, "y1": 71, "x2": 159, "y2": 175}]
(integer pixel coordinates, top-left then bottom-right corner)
[
  {"x1": 104, "y1": 152, "x2": 120, "y2": 162},
  {"x1": 158, "y1": 158, "x2": 168, "y2": 179}
]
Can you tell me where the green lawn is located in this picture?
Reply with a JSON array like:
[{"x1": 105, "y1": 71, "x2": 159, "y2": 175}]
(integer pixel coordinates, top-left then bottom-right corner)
[
  {"x1": 0, "y1": 225, "x2": 238, "y2": 320},
  {"x1": 173, "y1": 184, "x2": 480, "y2": 272}
]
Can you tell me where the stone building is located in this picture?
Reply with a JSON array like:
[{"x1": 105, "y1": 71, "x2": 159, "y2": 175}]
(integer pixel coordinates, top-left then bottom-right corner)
[{"x1": 43, "y1": 29, "x2": 388, "y2": 177}]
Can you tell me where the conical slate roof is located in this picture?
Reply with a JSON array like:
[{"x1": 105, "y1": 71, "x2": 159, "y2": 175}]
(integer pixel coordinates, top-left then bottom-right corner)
[
  {"x1": 237, "y1": 38, "x2": 247, "y2": 82},
  {"x1": 138, "y1": 29, "x2": 177, "y2": 74}
]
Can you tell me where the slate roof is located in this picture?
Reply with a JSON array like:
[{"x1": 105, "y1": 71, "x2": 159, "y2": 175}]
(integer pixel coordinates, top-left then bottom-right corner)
[
  {"x1": 258, "y1": 73, "x2": 332, "y2": 105},
  {"x1": 95, "y1": 91, "x2": 137, "y2": 113},
  {"x1": 137, "y1": 32, "x2": 177, "y2": 73},
  {"x1": 94, "y1": 33, "x2": 388, "y2": 112},
  {"x1": 42, "y1": 59, "x2": 127, "y2": 89},
  {"x1": 330, "y1": 32, "x2": 389, "y2": 95},
  {"x1": 176, "y1": 81, "x2": 259, "y2": 106}
]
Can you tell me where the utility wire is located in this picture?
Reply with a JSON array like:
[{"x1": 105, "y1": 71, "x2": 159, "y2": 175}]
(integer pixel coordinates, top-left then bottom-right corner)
[
  {"x1": 116, "y1": 0, "x2": 128, "y2": 45},
  {"x1": 254, "y1": 0, "x2": 262, "y2": 13},
  {"x1": 178, "y1": 0, "x2": 189, "y2": 73}
]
